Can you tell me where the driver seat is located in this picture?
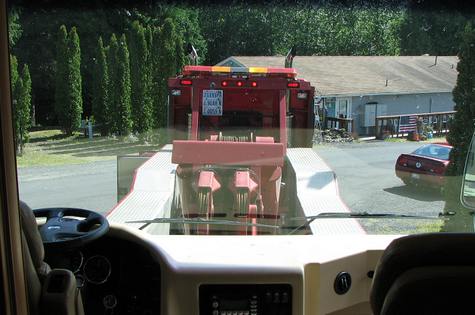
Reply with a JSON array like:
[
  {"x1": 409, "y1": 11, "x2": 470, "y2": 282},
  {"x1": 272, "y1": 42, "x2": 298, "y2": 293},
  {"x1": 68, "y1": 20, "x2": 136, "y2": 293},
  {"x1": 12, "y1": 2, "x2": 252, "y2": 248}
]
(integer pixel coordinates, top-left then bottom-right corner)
[
  {"x1": 370, "y1": 233, "x2": 475, "y2": 315},
  {"x1": 19, "y1": 201, "x2": 84, "y2": 315}
]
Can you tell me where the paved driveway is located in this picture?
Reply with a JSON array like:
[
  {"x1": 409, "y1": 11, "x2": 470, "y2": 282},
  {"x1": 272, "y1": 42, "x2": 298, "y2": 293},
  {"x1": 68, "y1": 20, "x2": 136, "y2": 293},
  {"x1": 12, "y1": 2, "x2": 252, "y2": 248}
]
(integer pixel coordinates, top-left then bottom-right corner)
[
  {"x1": 18, "y1": 160, "x2": 116, "y2": 215},
  {"x1": 316, "y1": 141, "x2": 446, "y2": 233}
]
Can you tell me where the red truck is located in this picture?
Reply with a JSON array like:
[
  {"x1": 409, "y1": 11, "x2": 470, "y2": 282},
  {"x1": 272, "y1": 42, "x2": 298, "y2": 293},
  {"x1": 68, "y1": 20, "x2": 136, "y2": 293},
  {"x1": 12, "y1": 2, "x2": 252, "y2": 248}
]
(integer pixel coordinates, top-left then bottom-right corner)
[
  {"x1": 168, "y1": 65, "x2": 314, "y2": 235},
  {"x1": 109, "y1": 59, "x2": 363, "y2": 236}
]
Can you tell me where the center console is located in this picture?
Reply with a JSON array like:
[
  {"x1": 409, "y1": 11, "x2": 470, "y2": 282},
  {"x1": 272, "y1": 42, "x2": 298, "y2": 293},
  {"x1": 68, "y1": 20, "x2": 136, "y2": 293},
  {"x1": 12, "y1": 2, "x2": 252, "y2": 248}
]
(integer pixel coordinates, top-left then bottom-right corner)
[{"x1": 199, "y1": 284, "x2": 292, "y2": 315}]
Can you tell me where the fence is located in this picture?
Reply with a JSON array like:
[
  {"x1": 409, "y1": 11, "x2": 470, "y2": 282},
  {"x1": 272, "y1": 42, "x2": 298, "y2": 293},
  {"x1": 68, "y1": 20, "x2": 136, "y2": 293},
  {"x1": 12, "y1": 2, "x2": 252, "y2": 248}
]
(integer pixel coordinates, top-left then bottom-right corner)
[{"x1": 375, "y1": 111, "x2": 455, "y2": 139}]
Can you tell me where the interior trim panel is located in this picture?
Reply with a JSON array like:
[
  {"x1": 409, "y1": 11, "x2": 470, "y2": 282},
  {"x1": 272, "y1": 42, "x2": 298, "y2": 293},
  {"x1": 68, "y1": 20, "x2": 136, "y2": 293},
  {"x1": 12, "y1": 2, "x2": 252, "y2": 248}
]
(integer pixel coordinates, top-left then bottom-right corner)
[{"x1": 107, "y1": 224, "x2": 400, "y2": 315}]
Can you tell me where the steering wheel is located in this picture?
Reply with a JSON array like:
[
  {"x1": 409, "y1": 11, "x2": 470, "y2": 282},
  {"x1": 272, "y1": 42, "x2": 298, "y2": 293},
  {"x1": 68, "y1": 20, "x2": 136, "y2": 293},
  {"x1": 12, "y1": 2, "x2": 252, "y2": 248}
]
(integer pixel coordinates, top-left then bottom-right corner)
[{"x1": 33, "y1": 207, "x2": 109, "y2": 249}]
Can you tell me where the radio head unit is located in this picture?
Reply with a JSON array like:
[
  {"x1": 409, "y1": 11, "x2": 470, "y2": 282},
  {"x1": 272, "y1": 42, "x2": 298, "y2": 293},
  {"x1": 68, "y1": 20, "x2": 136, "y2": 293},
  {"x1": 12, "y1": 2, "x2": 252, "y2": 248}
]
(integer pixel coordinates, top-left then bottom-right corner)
[{"x1": 199, "y1": 284, "x2": 292, "y2": 315}]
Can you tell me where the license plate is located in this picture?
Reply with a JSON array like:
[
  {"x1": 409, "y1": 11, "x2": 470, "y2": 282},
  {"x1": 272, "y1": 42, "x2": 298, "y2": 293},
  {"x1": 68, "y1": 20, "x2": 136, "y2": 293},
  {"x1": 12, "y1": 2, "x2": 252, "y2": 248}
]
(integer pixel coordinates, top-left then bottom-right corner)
[
  {"x1": 202, "y1": 90, "x2": 223, "y2": 116},
  {"x1": 411, "y1": 173, "x2": 420, "y2": 180}
]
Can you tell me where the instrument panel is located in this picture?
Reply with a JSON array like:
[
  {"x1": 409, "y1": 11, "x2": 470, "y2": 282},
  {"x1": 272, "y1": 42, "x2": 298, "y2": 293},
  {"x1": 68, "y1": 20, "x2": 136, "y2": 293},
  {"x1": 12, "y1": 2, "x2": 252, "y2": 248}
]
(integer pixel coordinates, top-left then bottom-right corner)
[{"x1": 45, "y1": 236, "x2": 161, "y2": 315}]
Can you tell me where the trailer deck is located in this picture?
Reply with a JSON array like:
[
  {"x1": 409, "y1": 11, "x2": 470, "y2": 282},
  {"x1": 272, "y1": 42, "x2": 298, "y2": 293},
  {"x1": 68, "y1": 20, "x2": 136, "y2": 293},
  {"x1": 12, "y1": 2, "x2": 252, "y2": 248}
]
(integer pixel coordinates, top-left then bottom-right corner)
[
  {"x1": 108, "y1": 145, "x2": 176, "y2": 233},
  {"x1": 287, "y1": 148, "x2": 365, "y2": 234}
]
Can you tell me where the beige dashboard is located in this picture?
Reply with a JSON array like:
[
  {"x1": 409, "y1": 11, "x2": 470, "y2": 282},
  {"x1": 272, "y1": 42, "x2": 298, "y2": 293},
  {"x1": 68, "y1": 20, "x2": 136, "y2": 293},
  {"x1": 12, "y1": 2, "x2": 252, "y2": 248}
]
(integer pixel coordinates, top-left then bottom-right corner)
[{"x1": 110, "y1": 224, "x2": 401, "y2": 315}]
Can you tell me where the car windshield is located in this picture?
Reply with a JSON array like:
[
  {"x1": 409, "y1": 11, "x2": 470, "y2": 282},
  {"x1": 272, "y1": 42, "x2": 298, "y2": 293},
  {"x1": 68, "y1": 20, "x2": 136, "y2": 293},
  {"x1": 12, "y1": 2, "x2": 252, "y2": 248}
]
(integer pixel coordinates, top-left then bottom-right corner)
[
  {"x1": 9, "y1": 0, "x2": 475, "y2": 236},
  {"x1": 413, "y1": 145, "x2": 451, "y2": 160}
]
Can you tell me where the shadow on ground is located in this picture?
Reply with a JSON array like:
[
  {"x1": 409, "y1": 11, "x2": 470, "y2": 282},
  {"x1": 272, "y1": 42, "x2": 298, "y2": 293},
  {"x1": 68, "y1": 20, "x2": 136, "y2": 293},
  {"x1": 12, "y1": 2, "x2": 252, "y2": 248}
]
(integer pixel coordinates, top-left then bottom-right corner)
[
  {"x1": 29, "y1": 131, "x2": 163, "y2": 158},
  {"x1": 29, "y1": 133, "x2": 72, "y2": 143},
  {"x1": 384, "y1": 185, "x2": 444, "y2": 202}
]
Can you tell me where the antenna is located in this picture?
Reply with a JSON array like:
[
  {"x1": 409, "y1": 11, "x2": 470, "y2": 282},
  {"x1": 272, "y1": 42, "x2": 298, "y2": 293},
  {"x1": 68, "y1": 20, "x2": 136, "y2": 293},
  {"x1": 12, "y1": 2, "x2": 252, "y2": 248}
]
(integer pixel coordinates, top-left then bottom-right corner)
[
  {"x1": 285, "y1": 46, "x2": 296, "y2": 68},
  {"x1": 187, "y1": 43, "x2": 198, "y2": 65}
]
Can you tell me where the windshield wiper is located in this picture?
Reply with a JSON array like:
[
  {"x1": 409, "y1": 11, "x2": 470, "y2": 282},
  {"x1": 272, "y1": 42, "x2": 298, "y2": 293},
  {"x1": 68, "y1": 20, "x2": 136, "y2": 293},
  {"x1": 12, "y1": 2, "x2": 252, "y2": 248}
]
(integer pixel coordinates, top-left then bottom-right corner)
[
  {"x1": 284, "y1": 212, "x2": 445, "y2": 235},
  {"x1": 127, "y1": 217, "x2": 280, "y2": 230}
]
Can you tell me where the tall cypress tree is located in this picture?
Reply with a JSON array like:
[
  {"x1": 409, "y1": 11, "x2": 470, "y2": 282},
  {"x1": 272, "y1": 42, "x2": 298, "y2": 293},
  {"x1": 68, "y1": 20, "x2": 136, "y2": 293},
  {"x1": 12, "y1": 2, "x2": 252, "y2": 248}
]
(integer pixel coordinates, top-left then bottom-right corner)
[
  {"x1": 107, "y1": 34, "x2": 119, "y2": 134},
  {"x1": 67, "y1": 27, "x2": 83, "y2": 135},
  {"x1": 150, "y1": 26, "x2": 162, "y2": 128},
  {"x1": 16, "y1": 64, "x2": 32, "y2": 154},
  {"x1": 114, "y1": 34, "x2": 132, "y2": 135},
  {"x1": 10, "y1": 55, "x2": 18, "y2": 98},
  {"x1": 22, "y1": 64, "x2": 32, "y2": 126},
  {"x1": 128, "y1": 21, "x2": 153, "y2": 134},
  {"x1": 10, "y1": 56, "x2": 32, "y2": 155},
  {"x1": 92, "y1": 37, "x2": 110, "y2": 136},
  {"x1": 10, "y1": 55, "x2": 20, "y2": 152},
  {"x1": 54, "y1": 25, "x2": 83, "y2": 135},
  {"x1": 155, "y1": 18, "x2": 180, "y2": 129},
  {"x1": 54, "y1": 25, "x2": 69, "y2": 132}
]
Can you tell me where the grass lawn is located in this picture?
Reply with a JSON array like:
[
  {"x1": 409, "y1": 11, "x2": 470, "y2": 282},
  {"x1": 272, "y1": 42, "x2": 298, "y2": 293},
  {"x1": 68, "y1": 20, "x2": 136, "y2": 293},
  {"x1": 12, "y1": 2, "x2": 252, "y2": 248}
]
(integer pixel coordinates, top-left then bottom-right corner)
[
  {"x1": 359, "y1": 218, "x2": 444, "y2": 234},
  {"x1": 384, "y1": 134, "x2": 448, "y2": 144},
  {"x1": 17, "y1": 129, "x2": 163, "y2": 168}
]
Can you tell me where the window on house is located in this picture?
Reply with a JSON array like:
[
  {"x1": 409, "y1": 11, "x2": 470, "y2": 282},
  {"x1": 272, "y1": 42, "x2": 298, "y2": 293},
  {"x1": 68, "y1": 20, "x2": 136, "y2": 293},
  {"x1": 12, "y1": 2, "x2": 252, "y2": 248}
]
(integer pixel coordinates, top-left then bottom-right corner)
[{"x1": 324, "y1": 97, "x2": 336, "y2": 117}]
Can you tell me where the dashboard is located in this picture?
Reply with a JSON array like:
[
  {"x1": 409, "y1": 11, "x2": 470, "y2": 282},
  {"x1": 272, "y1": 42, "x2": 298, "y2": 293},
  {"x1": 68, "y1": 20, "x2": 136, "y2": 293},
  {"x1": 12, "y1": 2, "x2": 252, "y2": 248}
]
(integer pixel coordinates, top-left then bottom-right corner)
[
  {"x1": 45, "y1": 234, "x2": 161, "y2": 314},
  {"x1": 44, "y1": 224, "x2": 399, "y2": 315}
]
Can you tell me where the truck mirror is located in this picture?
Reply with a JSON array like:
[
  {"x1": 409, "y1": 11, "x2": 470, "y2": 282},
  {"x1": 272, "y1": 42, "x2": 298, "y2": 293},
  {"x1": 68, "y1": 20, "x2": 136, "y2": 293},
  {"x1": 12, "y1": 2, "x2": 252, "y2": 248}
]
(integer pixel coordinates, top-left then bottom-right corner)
[{"x1": 462, "y1": 131, "x2": 475, "y2": 208}]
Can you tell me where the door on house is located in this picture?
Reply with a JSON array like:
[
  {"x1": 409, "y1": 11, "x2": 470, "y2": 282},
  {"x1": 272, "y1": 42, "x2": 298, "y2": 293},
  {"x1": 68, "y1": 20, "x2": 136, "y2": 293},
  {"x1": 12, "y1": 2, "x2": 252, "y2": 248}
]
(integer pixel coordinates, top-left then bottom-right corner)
[
  {"x1": 324, "y1": 97, "x2": 352, "y2": 130},
  {"x1": 336, "y1": 98, "x2": 352, "y2": 118},
  {"x1": 324, "y1": 97, "x2": 352, "y2": 118}
]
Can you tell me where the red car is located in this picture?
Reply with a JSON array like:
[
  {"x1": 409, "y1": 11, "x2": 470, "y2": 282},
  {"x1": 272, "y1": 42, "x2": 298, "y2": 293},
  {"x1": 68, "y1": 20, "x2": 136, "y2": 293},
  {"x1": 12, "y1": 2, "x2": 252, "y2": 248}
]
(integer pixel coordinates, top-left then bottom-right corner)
[{"x1": 395, "y1": 143, "x2": 452, "y2": 188}]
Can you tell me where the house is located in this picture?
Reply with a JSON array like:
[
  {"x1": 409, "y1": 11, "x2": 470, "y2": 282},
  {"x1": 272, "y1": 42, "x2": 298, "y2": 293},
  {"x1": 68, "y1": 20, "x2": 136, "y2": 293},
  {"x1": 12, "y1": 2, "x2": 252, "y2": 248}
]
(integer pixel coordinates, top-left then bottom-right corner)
[{"x1": 217, "y1": 56, "x2": 458, "y2": 136}]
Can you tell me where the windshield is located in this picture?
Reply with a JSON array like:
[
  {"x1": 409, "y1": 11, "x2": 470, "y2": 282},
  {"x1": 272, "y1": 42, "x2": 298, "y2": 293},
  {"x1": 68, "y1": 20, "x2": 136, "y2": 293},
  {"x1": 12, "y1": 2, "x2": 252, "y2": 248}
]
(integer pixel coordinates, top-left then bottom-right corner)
[
  {"x1": 10, "y1": 0, "x2": 474, "y2": 236},
  {"x1": 412, "y1": 144, "x2": 451, "y2": 160}
]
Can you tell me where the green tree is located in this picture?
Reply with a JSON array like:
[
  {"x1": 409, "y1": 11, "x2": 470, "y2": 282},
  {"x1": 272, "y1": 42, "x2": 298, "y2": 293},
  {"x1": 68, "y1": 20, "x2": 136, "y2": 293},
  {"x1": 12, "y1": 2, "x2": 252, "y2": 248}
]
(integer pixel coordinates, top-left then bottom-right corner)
[
  {"x1": 153, "y1": 18, "x2": 181, "y2": 128},
  {"x1": 10, "y1": 55, "x2": 19, "y2": 95},
  {"x1": 111, "y1": 34, "x2": 132, "y2": 135},
  {"x1": 447, "y1": 23, "x2": 475, "y2": 176},
  {"x1": 8, "y1": 8, "x2": 22, "y2": 48},
  {"x1": 400, "y1": 7, "x2": 466, "y2": 56},
  {"x1": 443, "y1": 23, "x2": 475, "y2": 232},
  {"x1": 54, "y1": 25, "x2": 83, "y2": 135},
  {"x1": 10, "y1": 55, "x2": 20, "y2": 151},
  {"x1": 67, "y1": 26, "x2": 83, "y2": 135},
  {"x1": 107, "y1": 34, "x2": 119, "y2": 133},
  {"x1": 150, "y1": 27, "x2": 161, "y2": 128},
  {"x1": 10, "y1": 55, "x2": 32, "y2": 155},
  {"x1": 92, "y1": 37, "x2": 110, "y2": 135},
  {"x1": 128, "y1": 21, "x2": 153, "y2": 133},
  {"x1": 16, "y1": 65, "x2": 32, "y2": 154},
  {"x1": 165, "y1": 7, "x2": 205, "y2": 64},
  {"x1": 54, "y1": 25, "x2": 69, "y2": 132},
  {"x1": 13, "y1": 7, "x2": 133, "y2": 125}
]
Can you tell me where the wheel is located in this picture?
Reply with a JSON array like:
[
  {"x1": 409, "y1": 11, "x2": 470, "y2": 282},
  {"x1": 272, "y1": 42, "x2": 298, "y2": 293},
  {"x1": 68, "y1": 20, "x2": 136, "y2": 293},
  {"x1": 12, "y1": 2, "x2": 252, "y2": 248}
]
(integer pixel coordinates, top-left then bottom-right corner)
[{"x1": 33, "y1": 207, "x2": 109, "y2": 249}]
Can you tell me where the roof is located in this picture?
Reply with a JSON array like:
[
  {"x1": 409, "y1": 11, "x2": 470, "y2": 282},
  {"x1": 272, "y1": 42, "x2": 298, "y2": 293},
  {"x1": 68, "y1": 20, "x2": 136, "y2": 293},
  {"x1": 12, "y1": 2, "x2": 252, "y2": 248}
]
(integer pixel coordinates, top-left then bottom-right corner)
[{"x1": 217, "y1": 56, "x2": 459, "y2": 97}]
